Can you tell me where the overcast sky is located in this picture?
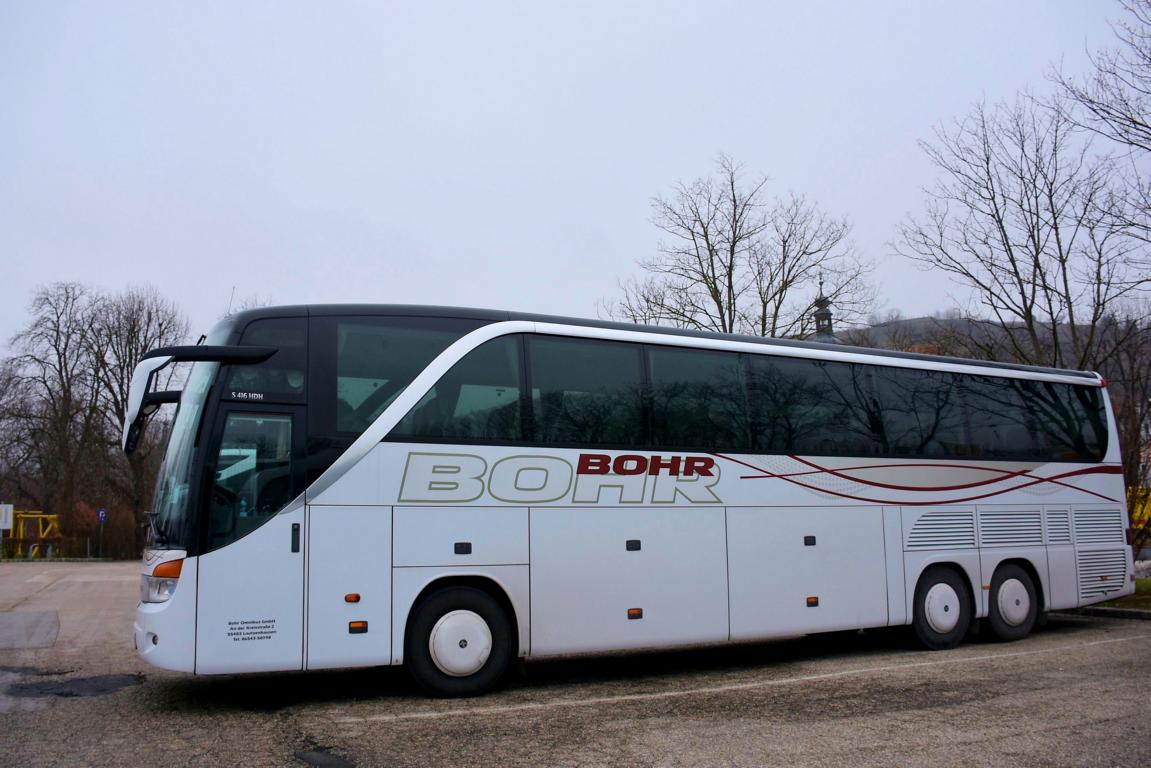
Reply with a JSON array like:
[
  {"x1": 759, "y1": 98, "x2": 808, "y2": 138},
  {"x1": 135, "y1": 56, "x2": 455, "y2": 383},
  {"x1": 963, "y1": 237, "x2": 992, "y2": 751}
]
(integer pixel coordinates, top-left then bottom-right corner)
[{"x1": 0, "y1": 2, "x2": 1121, "y2": 348}]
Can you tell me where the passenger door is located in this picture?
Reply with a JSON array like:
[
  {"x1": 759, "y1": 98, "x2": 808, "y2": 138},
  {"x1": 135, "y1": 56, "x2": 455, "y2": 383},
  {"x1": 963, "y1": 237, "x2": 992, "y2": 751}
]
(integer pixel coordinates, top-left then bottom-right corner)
[{"x1": 195, "y1": 405, "x2": 306, "y2": 674}]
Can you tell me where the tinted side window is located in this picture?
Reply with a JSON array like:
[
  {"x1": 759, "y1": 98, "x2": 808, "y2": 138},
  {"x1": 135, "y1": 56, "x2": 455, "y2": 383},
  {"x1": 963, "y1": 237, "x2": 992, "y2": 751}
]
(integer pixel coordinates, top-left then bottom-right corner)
[
  {"x1": 390, "y1": 336, "x2": 523, "y2": 442},
  {"x1": 748, "y1": 356, "x2": 884, "y2": 456},
  {"x1": 649, "y1": 346, "x2": 749, "y2": 450},
  {"x1": 528, "y1": 336, "x2": 645, "y2": 447},
  {"x1": 225, "y1": 317, "x2": 307, "y2": 403},
  {"x1": 309, "y1": 316, "x2": 481, "y2": 437},
  {"x1": 962, "y1": 376, "x2": 1042, "y2": 460},
  {"x1": 1028, "y1": 380, "x2": 1108, "y2": 461},
  {"x1": 871, "y1": 367, "x2": 967, "y2": 458},
  {"x1": 305, "y1": 316, "x2": 483, "y2": 483},
  {"x1": 1067, "y1": 384, "x2": 1107, "y2": 460}
]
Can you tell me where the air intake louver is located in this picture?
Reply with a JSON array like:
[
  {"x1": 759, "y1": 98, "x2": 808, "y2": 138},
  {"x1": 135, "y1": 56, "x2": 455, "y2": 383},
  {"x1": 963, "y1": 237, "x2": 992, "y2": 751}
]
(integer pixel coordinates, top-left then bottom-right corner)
[
  {"x1": 1073, "y1": 508, "x2": 1125, "y2": 545},
  {"x1": 978, "y1": 510, "x2": 1043, "y2": 547},
  {"x1": 1078, "y1": 550, "x2": 1128, "y2": 601},
  {"x1": 1045, "y1": 509, "x2": 1072, "y2": 545},
  {"x1": 906, "y1": 510, "x2": 976, "y2": 550}
]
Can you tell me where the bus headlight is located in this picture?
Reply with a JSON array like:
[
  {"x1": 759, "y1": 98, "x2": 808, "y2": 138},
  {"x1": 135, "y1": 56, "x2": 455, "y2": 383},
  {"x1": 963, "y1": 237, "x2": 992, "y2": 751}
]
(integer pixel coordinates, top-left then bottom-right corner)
[
  {"x1": 140, "y1": 575, "x2": 179, "y2": 603},
  {"x1": 140, "y1": 559, "x2": 183, "y2": 604}
]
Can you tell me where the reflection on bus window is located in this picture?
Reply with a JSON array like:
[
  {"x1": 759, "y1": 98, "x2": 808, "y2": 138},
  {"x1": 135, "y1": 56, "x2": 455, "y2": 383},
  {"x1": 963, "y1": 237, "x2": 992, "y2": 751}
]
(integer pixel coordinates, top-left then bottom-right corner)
[
  {"x1": 208, "y1": 413, "x2": 293, "y2": 550},
  {"x1": 529, "y1": 336, "x2": 644, "y2": 446},
  {"x1": 391, "y1": 336, "x2": 522, "y2": 441}
]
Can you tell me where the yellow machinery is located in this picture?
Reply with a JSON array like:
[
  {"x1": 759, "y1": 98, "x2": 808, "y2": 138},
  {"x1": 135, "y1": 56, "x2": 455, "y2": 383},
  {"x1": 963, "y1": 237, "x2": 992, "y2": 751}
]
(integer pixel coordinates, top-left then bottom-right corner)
[
  {"x1": 8, "y1": 511, "x2": 62, "y2": 558},
  {"x1": 1131, "y1": 489, "x2": 1150, "y2": 556}
]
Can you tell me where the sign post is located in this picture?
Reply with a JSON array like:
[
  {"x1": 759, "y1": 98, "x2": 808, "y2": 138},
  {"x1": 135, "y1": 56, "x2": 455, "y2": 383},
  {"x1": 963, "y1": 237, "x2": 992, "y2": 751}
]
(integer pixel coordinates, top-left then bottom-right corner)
[
  {"x1": 0, "y1": 504, "x2": 12, "y2": 561},
  {"x1": 97, "y1": 508, "x2": 107, "y2": 559}
]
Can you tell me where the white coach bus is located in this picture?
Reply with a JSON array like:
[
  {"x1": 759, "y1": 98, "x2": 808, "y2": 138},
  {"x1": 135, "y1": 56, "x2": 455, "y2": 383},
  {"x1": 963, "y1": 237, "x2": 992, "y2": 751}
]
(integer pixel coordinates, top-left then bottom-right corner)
[{"x1": 125, "y1": 305, "x2": 1135, "y2": 696}]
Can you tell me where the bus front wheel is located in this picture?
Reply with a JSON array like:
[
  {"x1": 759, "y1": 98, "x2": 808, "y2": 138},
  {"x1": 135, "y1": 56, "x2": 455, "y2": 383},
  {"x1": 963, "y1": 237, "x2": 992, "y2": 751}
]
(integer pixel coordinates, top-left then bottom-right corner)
[
  {"x1": 405, "y1": 586, "x2": 513, "y2": 698},
  {"x1": 912, "y1": 566, "x2": 972, "y2": 650},
  {"x1": 986, "y1": 564, "x2": 1037, "y2": 642}
]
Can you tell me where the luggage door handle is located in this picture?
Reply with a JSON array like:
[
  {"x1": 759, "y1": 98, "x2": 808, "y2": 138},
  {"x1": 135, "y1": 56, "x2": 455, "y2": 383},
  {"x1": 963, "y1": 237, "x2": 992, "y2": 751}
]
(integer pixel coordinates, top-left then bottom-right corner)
[{"x1": 291, "y1": 523, "x2": 300, "y2": 553}]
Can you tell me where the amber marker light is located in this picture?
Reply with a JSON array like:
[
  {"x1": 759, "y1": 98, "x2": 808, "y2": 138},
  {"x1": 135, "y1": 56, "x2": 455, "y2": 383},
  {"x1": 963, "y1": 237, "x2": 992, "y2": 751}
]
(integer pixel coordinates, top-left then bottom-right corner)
[
  {"x1": 806, "y1": 597, "x2": 819, "y2": 607},
  {"x1": 627, "y1": 608, "x2": 643, "y2": 620},
  {"x1": 349, "y1": 621, "x2": 368, "y2": 634},
  {"x1": 344, "y1": 593, "x2": 361, "y2": 603},
  {"x1": 153, "y1": 560, "x2": 183, "y2": 579}
]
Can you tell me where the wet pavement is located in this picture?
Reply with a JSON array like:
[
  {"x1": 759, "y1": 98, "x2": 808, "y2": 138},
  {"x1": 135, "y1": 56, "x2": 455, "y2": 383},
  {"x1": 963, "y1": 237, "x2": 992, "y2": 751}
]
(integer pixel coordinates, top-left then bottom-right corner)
[{"x1": 0, "y1": 561, "x2": 1149, "y2": 767}]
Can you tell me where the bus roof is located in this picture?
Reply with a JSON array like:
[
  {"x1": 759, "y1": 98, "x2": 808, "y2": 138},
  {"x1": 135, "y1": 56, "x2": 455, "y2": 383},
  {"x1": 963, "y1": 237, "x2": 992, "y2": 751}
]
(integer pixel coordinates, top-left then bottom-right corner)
[{"x1": 218, "y1": 304, "x2": 1101, "y2": 382}]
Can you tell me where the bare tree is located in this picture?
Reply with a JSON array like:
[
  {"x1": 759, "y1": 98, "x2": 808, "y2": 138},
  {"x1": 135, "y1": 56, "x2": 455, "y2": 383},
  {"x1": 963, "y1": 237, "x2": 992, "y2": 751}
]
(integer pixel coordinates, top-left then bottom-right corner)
[
  {"x1": 1, "y1": 283, "x2": 189, "y2": 557},
  {"x1": 609, "y1": 155, "x2": 872, "y2": 337},
  {"x1": 896, "y1": 97, "x2": 1148, "y2": 370},
  {"x1": 7, "y1": 283, "x2": 105, "y2": 545},
  {"x1": 750, "y1": 193, "x2": 872, "y2": 338},
  {"x1": 1098, "y1": 312, "x2": 1151, "y2": 555},
  {"x1": 90, "y1": 286, "x2": 188, "y2": 550},
  {"x1": 1056, "y1": 1, "x2": 1151, "y2": 154},
  {"x1": 1054, "y1": 0, "x2": 1151, "y2": 241},
  {"x1": 898, "y1": 95, "x2": 1151, "y2": 554},
  {"x1": 0, "y1": 358, "x2": 32, "y2": 509},
  {"x1": 91, "y1": 286, "x2": 188, "y2": 436}
]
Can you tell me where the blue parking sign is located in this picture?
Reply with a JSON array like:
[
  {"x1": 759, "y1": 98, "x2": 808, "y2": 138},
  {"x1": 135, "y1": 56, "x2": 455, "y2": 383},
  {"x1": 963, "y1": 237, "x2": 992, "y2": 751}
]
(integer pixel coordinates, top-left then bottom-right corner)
[{"x1": 98, "y1": 508, "x2": 107, "y2": 524}]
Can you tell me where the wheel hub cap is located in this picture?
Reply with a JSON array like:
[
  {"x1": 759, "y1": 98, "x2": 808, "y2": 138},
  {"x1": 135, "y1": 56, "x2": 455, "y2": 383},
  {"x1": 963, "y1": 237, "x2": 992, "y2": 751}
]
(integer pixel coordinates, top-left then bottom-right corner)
[
  {"x1": 924, "y1": 583, "x2": 961, "y2": 634},
  {"x1": 429, "y1": 610, "x2": 492, "y2": 677},
  {"x1": 997, "y1": 578, "x2": 1030, "y2": 626}
]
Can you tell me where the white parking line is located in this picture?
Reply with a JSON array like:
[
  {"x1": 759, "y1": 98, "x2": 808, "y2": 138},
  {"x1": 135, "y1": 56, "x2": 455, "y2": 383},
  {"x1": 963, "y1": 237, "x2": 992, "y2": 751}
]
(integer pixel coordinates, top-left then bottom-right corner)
[{"x1": 331, "y1": 632, "x2": 1151, "y2": 724}]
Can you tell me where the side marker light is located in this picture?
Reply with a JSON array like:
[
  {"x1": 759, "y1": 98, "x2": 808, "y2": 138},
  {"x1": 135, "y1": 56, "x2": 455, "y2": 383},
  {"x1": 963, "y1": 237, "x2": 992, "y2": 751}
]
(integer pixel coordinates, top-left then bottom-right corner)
[
  {"x1": 153, "y1": 559, "x2": 183, "y2": 579},
  {"x1": 344, "y1": 593, "x2": 361, "y2": 603},
  {"x1": 349, "y1": 621, "x2": 368, "y2": 634},
  {"x1": 627, "y1": 608, "x2": 643, "y2": 620}
]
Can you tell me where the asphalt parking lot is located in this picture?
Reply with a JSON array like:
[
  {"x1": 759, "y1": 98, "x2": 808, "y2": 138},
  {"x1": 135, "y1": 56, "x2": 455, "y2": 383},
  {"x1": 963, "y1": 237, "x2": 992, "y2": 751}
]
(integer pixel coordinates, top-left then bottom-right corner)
[{"x1": 0, "y1": 561, "x2": 1148, "y2": 768}]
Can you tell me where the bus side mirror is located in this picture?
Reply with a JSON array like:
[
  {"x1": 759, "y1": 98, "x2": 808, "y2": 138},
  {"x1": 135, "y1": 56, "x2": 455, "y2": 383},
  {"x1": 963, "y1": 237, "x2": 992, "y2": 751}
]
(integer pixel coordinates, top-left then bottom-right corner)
[
  {"x1": 123, "y1": 355, "x2": 176, "y2": 454},
  {"x1": 123, "y1": 391, "x2": 182, "y2": 454}
]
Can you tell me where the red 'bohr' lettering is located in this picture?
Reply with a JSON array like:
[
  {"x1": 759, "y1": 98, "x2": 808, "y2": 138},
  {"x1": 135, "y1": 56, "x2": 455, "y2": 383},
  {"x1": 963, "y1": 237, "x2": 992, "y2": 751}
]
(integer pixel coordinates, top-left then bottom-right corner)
[
  {"x1": 576, "y1": 454, "x2": 611, "y2": 475},
  {"x1": 613, "y1": 455, "x2": 647, "y2": 475},
  {"x1": 576, "y1": 453, "x2": 715, "y2": 477}
]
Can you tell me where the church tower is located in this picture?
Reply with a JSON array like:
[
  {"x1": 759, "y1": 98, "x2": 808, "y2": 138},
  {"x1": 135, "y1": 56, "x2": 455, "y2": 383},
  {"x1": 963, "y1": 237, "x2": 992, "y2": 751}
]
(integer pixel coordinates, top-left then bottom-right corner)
[{"x1": 813, "y1": 277, "x2": 836, "y2": 343}]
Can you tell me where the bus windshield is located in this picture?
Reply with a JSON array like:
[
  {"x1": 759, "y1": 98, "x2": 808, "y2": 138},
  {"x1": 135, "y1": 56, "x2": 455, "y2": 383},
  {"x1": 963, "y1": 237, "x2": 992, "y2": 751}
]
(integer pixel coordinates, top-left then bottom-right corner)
[{"x1": 150, "y1": 361, "x2": 218, "y2": 549}]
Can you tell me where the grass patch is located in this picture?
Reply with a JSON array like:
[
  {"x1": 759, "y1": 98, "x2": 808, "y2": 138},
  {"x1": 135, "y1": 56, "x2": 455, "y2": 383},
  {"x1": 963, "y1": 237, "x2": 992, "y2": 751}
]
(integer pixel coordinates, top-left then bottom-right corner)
[{"x1": 1099, "y1": 578, "x2": 1151, "y2": 610}]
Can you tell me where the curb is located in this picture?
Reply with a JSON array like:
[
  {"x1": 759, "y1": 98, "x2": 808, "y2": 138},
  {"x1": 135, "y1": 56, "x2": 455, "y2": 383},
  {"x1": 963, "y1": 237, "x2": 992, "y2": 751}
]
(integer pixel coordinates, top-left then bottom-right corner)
[{"x1": 1053, "y1": 607, "x2": 1151, "y2": 621}]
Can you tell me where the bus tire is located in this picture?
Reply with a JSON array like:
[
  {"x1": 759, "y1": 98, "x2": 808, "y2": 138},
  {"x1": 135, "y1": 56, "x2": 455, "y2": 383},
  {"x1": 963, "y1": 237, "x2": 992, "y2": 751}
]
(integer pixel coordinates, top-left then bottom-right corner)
[
  {"x1": 405, "y1": 586, "x2": 513, "y2": 698},
  {"x1": 912, "y1": 566, "x2": 971, "y2": 650},
  {"x1": 987, "y1": 564, "x2": 1037, "y2": 642}
]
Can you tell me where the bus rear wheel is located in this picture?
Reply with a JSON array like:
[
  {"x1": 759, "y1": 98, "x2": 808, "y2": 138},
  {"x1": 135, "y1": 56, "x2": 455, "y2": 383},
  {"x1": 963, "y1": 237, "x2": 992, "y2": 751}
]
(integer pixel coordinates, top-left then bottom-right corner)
[
  {"x1": 912, "y1": 566, "x2": 971, "y2": 650},
  {"x1": 405, "y1": 586, "x2": 513, "y2": 698},
  {"x1": 987, "y1": 564, "x2": 1037, "y2": 642}
]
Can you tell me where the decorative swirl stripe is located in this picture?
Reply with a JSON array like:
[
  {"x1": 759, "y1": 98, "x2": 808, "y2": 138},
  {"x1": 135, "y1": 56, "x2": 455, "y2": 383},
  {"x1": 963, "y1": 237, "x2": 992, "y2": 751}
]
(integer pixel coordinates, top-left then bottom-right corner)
[{"x1": 712, "y1": 453, "x2": 1122, "y2": 505}]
